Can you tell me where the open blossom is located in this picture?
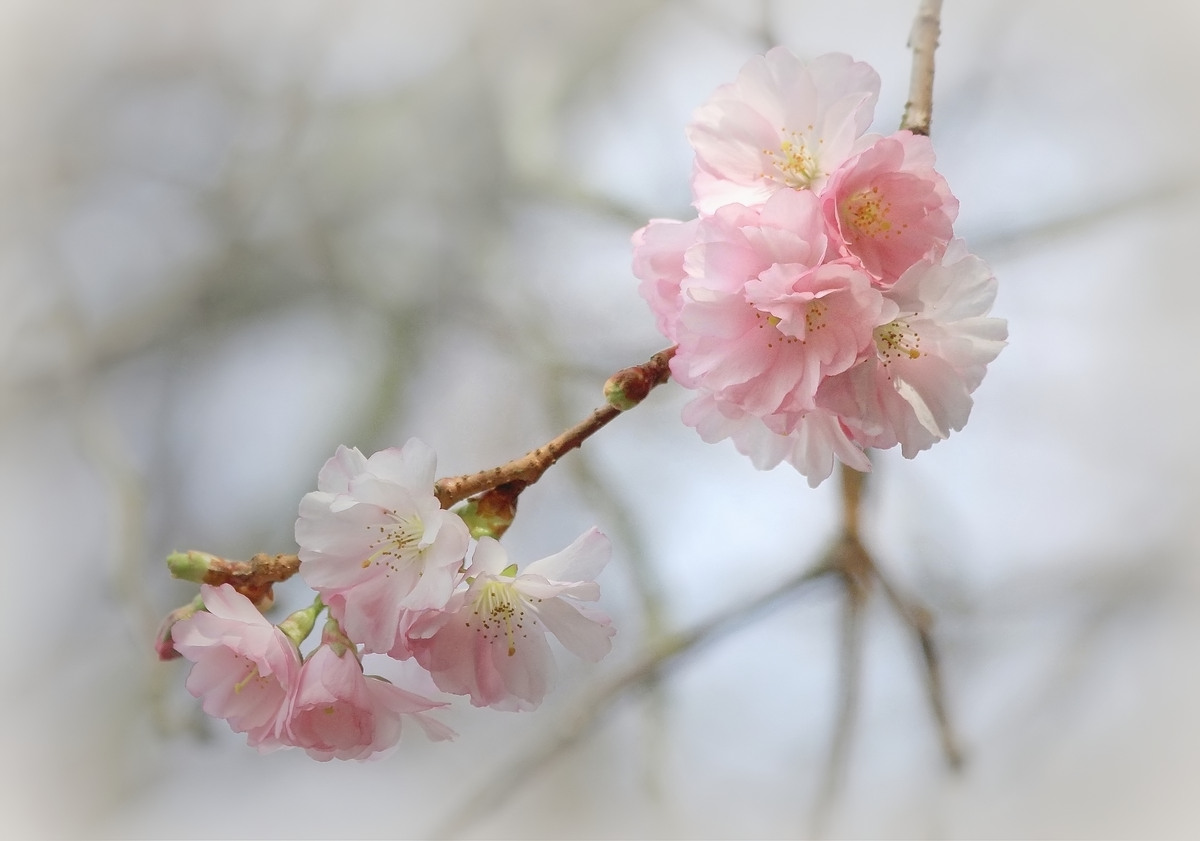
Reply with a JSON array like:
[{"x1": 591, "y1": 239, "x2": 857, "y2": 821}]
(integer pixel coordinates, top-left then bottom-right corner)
[
  {"x1": 822, "y1": 131, "x2": 958, "y2": 282},
  {"x1": 673, "y1": 191, "x2": 870, "y2": 412},
  {"x1": 170, "y1": 583, "x2": 301, "y2": 751},
  {"x1": 638, "y1": 188, "x2": 895, "y2": 422},
  {"x1": 687, "y1": 48, "x2": 881, "y2": 213},
  {"x1": 296, "y1": 440, "x2": 470, "y2": 656},
  {"x1": 409, "y1": 529, "x2": 615, "y2": 712},
  {"x1": 820, "y1": 241, "x2": 1008, "y2": 457},
  {"x1": 287, "y1": 625, "x2": 454, "y2": 761}
]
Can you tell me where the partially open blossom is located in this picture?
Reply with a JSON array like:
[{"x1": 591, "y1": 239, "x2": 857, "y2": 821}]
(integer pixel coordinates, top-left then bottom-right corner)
[
  {"x1": 296, "y1": 440, "x2": 470, "y2": 655},
  {"x1": 687, "y1": 48, "x2": 881, "y2": 213},
  {"x1": 409, "y1": 529, "x2": 614, "y2": 712},
  {"x1": 286, "y1": 621, "x2": 454, "y2": 761},
  {"x1": 170, "y1": 584, "x2": 301, "y2": 751},
  {"x1": 822, "y1": 131, "x2": 958, "y2": 282}
]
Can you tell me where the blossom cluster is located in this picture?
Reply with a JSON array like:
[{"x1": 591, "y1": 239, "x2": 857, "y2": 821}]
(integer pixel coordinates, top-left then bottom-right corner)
[
  {"x1": 633, "y1": 49, "x2": 1007, "y2": 486},
  {"x1": 168, "y1": 439, "x2": 615, "y2": 760}
]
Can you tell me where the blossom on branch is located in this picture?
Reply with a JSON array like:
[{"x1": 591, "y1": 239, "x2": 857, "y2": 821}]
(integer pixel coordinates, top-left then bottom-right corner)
[
  {"x1": 633, "y1": 48, "x2": 1006, "y2": 484},
  {"x1": 295, "y1": 440, "x2": 470, "y2": 656},
  {"x1": 170, "y1": 583, "x2": 301, "y2": 751},
  {"x1": 286, "y1": 621, "x2": 454, "y2": 761},
  {"x1": 409, "y1": 529, "x2": 615, "y2": 712}
]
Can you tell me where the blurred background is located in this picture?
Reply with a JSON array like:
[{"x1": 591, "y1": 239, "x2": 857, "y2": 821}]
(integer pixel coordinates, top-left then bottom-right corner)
[{"x1": 2, "y1": 0, "x2": 1198, "y2": 837}]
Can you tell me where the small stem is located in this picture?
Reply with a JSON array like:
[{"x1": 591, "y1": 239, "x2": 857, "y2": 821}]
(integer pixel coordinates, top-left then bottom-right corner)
[
  {"x1": 167, "y1": 550, "x2": 300, "y2": 606},
  {"x1": 839, "y1": 463, "x2": 866, "y2": 542},
  {"x1": 433, "y1": 347, "x2": 675, "y2": 509},
  {"x1": 900, "y1": 0, "x2": 944, "y2": 135}
]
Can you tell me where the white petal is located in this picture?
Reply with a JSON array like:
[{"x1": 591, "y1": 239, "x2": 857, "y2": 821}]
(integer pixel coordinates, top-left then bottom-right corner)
[{"x1": 524, "y1": 528, "x2": 610, "y2": 583}]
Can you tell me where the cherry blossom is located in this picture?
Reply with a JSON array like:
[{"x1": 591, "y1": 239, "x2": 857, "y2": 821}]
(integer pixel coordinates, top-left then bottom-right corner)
[
  {"x1": 295, "y1": 440, "x2": 471, "y2": 656},
  {"x1": 170, "y1": 583, "x2": 301, "y2": 751},
  {"x1": 642, "y1": 188, "x2": 895, "y2": 424},
  {"x1": 409, "y1": 529, "x2": 614, "y2": 712},
  {"x1": 286, "y1": 623, "x2": 454, "y2": 762},
  {"x1": 822, "y1": 131, "x2": 958, "y2": 282},
  {"x1": 687, "y1": 48, "x2": 881, "y2": 213},
  {"x1": 819, "y1": 241, "x2": 1008, "y2": 457}
]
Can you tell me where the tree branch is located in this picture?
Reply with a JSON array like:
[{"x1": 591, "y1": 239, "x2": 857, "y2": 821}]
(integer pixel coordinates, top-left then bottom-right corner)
[
  {"x1": 433, "y1": 346, "x2": 675, "y2": 508},
  {"x1": 162, "y1": 347, "x2": 677, "y2": 595},
  {"x1": 900, "y1": 0, "x2": 943, "y2": 135}
]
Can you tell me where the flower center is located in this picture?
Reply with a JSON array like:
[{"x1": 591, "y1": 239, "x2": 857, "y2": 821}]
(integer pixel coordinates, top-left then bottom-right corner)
[
  {"x1": 842, "y1": 186, "x2": 894, "y2": 238},
  {"x1": 233, "y1": 659, "x2": 262, "y2": 694},
  {"x1": 805, "y1": 299, "x2": 828, "y2": 333},
  {"x1": 470, "y1": 580, "x2": 530, "y2": 656},
  {"x1": 363, "y1": 512, "x2": 424, "y2": 570},
  {"x1": 874, "y1": 320, "x2": 922, "y2": 365},
  {"x1": 763, "y1": 128, "x2": 821, "y2": 188}
]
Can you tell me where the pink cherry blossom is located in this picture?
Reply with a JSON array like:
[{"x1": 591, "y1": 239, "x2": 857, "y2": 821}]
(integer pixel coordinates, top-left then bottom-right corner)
[
  {"x1": 170, "y1": 583, "x2": 301, "y2": 751},
  {"x1": 818, "y1": 241, "x2": 1007, "y2": 457},
  {"x1": 408, "y1": 529, "x2": 614, "y2": 712},
  {"x1": 296, "y1": 440, "x2": 471, "y2": 656},
  {"x1": 822, "y1": 131, "x2": 958, "y2": 282},
  {"x1": 687, "y1": 48, "x2": 881, "y2": 213},
  {"x1": 669, "y1": 189, "x2": 894, "y2": 418},
  {"x1": 287, "y1": 638, "x2": 454, "y2": 762}
]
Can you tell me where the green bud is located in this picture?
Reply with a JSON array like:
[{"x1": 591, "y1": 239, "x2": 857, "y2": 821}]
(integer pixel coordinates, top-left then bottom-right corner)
[
  {"x1": 455, "y1": 484, "x2": 520, "y2": 540},
  {"x1": 277, "y1": 595, "x2": 324, "y2": 647},
  {"x1": 166, "y1": 550, "x2": 219, "y2": 582}
]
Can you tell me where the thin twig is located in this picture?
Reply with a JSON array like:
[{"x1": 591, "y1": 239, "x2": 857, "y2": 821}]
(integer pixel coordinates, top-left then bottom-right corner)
[
  {"x1": 900, "y1": 0, "x2": 943, "y2": 135},
  {"x1": 161, "y1": 347, "x2": 678, "y2": 596},
  {"x1": 873, "y1": 567, "x2": 964, "y2": 769},
  {"x1": 811, "y1": 541, "x2": 868, "y2": 836},
  {"x1": 433, "y1": 346, "x2": 675, "y2": 508}
]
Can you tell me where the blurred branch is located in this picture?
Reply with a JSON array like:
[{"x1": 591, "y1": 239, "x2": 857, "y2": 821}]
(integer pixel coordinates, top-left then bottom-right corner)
[{"x1": 811, "y1": 559, "x2": 866, "y2": 837}]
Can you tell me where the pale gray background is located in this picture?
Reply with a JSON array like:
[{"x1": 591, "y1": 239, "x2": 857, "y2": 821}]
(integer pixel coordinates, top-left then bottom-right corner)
[{"x1": 2, "y1": 1, "x2": 1198, "y2": 838}]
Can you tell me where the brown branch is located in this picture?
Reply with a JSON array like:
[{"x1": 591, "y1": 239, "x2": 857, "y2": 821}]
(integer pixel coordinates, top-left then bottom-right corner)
[
  {"x1": 161, "y1": 347, "x2": 677, "y2": 595},
  {"x1": 433, "y1": 346, "x2": 675, "y2": 509},
  {"x1": 900, "y1": 0, "x2": 944, "y2": 135},
  {"x1": 166, "y1": 550, "x2": 300, "y2": 607}
]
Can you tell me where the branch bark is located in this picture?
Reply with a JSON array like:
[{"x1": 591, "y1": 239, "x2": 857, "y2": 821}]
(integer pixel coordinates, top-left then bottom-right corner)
[
  {"x1": 900, "y1": 0, "x2": 943, "y2": 135},
  {"x1": 433, "y1": 346, "x2": 675, "y2": 508}
]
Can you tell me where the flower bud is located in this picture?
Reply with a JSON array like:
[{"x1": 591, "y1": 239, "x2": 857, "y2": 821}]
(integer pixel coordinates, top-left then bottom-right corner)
[
  {"x1": 153, "y1": 594, "x2": 204, "y2": 661},
  {"x1": 455, "y1": 483, "x2": 521, "y2": 540}
]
